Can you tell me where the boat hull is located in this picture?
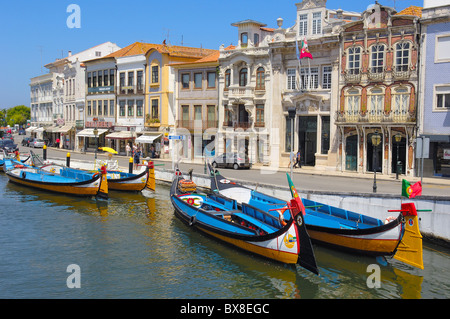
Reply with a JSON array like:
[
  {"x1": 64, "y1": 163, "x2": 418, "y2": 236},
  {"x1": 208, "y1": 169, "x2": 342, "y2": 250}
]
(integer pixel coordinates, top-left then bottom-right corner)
[
  {"x1": 107, "y1": 169, "x2": 149, "y2": 192},
  {"x1": 209, "y1": 165, "x2": 405, "y2": 257},
  {"x1": 171, "y1": 196, "x2": 301, "y2": 265},
  {"x1": 6, "y1": 167, "x2": 104, "y2": 197}
]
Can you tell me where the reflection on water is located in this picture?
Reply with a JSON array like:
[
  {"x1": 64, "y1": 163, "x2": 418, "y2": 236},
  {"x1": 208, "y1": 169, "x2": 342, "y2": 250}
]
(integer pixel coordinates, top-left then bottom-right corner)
[{"x1": 1, "y1": 174, "x2": 449, "y2": 299}]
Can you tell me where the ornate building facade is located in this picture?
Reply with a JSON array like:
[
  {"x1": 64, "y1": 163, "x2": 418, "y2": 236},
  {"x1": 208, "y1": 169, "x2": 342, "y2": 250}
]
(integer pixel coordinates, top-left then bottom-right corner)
[{"x1": 336, "y1": 2, "x2": 421, "y2": 177}]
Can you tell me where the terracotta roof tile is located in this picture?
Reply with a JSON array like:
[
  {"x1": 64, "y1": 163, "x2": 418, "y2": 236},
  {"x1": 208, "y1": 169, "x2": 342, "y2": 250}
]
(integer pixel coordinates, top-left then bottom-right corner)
[{"x1": 396, "y1": 5, "x2": 422, "y2": 17}]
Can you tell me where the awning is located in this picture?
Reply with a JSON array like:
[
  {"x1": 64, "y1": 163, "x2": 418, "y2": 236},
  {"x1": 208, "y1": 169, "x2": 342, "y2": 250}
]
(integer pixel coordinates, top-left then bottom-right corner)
[
  {"x1": 55, "y1": 125, "x2": 73, "y2": 133},
  {"x1": 76, "y1": 128, "x2": 108, "y2": 138},
  {"x1": 45, "y1": 125, "x2": 59, "y2": 133},
  {"x1": 135, "y1": 134, "x2": 162, "y2": 144},
  {"x1": 35, "y1": 127, "x2": 44, "y2": 133},
  {"x1": 105, "y1": 131, "x2": 135, "y2": 140},
  {"x1": 26, "y1": 126, "x2": 37, "y2": 132}
]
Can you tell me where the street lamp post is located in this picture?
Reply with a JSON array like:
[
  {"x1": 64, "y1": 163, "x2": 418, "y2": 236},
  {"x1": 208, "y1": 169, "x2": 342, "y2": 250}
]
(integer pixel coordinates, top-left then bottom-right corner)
[
  {"x1": 395, "y1": 134, "x2": 402, "y2": 180},
  {"x1": 372, "y1": 131, "x2": 381, "y2": 193},
  {"x1": 93, "y1": 127, "x2": 98, "y2": 160}
]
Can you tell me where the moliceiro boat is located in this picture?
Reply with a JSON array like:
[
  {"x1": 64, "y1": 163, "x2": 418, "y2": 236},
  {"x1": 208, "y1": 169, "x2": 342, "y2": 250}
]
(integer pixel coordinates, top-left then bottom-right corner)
[
  {"x1": 6, "y1": 163, "x2": 108, "y2": 198},
  {"x1": 38, "y1": 161, "x2": 156, "y2": 192},
  {"x1": 170, "y1": 166, "x2": 319, "y2": 275},
  {"x1": 209, "y1": 165, "x2": 424, "y2": 270}
]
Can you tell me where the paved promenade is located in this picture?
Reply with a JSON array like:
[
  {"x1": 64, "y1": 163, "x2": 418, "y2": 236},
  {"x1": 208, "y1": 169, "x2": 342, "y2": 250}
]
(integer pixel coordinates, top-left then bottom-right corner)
[{"x1": 37, "y1": 146, "x2": 450, "y2": 198}]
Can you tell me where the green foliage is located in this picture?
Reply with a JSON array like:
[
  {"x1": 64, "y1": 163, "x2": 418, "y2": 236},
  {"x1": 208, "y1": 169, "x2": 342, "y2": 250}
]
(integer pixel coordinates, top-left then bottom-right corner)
[{"x1": 5, "y1": 105, "x2": 30, "y2": 127}]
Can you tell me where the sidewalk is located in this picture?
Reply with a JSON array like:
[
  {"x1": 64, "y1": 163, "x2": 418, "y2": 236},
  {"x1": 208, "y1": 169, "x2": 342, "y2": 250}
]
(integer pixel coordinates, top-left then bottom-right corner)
[{"x1": 45, "y1": 146, "x2": 450, "y2": 187}]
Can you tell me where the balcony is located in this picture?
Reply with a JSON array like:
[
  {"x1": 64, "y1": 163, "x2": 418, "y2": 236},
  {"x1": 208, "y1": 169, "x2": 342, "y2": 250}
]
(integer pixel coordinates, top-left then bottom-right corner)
[
  {"x1": 392, "y1": 66, "x2": 411, "y2": 81},
  {"x1": 367, "y1": 68, "x2": 385, "y2": 82},
  {"x1": 335, "y1": 110, "x2": 415, "y2": 124},
  {"x1": 117, "y1": 85, "x2": 145, "y2": 95},
  {"x1": 222, "y1": 121, "x2": 252, "y2": 130},
  {"x1": 88, "y1": 85, "x2": 115, "y2": 94},
  {"x1": 343, "y1": 69, "x2": 361, "y2": 83},
  {"x1": 177, "y1": 120, "x2": 218, "y2": 132}
]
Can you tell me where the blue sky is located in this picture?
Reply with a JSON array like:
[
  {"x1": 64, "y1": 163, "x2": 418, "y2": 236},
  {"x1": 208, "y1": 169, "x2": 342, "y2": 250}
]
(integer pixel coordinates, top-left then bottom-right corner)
[{"x1": 0, "y1": 0, "x2": 424, "y2": 109}]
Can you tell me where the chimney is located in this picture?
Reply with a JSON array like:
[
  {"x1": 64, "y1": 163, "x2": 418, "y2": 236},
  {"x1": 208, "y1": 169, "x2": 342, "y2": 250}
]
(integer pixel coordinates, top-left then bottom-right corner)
[{"x1": 68, "y1": 51, "x2": 72, "y2": 57}]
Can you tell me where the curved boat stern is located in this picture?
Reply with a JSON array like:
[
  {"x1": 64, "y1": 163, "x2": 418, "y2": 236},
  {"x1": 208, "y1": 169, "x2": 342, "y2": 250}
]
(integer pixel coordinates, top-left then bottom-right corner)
[{"x1": 97, "y1": 166, "x2": 109, "y2": 199}]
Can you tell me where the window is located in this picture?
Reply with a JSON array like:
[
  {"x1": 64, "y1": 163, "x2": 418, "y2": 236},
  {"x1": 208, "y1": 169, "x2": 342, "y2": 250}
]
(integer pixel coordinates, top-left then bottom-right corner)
[
  {"x1": 98, "y1": 100, "x2": 102, "y2": 116},
  {"x1": 137, "y1": 100, "x2": 143, "y2": 117},
  {"x1": 87, "y1": 101, "x2": 92, "y2": 116},
  {"x1": 103, "y1": 100, "x2": 108, "y2": 116},
  {"x1": 348, "y1": 47, "x2": 361, "y2": 74},
  {"x1": 151, "y1": 99, "x2": 159, "y2": 119},
  {"x1": 239, "y1": 68, "x2": 248, "y2": 87},
  {"x1": 225, "y1": 69, "x2": 231, "y2": 90},
  {"x1": 95, "y1": 51, "x2": 101, "y2": 57},
  {"x1": 152, "y1": 65, "x2": 159, "y2": 83},
  {"x1": 322, "y1": 66, "x2": 332, "y2": 89},
  {"x1": 120, "y1": 73, "x2": 125, "y2": 89},
  {"x1": 368, "y1": 87, "x2": 384, "y2": 120},
  {"x1": 103, "y1": 70, "x2": 109, "y2": 86},
  {"x1": 241, "y1": 32, "x2": 248, "y2": 47},
  {"x1": 92, "y1": 101, "x2": 97, "y2": 116},
  {"x1": 312, "y1": 12, "x2": 322, "y2": 35},
  {"x1": 93, "y1": 71, "x2": 97, "y2": 87},
  {"x1": 256, "y1": 104, "x2": 264, "y2": 126},
  {"x1": 436, "y1": 35, "x2": 450, "y2": 62},
  {"x1": 194, "y1": 105, "x2": 202, "y2": 121},
  {"x1": 285, "y1": 117, "x2": 293, "y2": 152},
  {"x1": 207, "y1": 105, "x2": 216, "y2": 125},
  {"x1": 287, "y1": 68, "x2": 296, "y2": 90},
  {"x1": 127, "y1": 100, "x2": 134, "y2": 116},
  {"x1": 110, "y1": 69, "x2": 115, "y2": 88},
  {"x1": 392, "y1": 86, "x2": 409, "y2": 119},
  {"x1": 435, "y1": 85, "x2": 450, "y2": 109},
  {"x1": 345, "y1": 89, "x2": 361, "y2": 120},
  {"x1": 87, "y1": 72, "x2": 92, "y2": 88},
  {"x1": 181, "y1": 105, "x2": 189, "y2": 126},
  {"x1": 256, "y1": 67, "x2": 265, "y2": 90},
  {"x1": 299, "y1": 14, "x2": 308, "y2": 36},
  {"x1": 207, "y1": 72, "x2": 216, "y2": 88},
  {"x1": 254, "y1": 33, "x2": 260, "y2": 47},
  {"x1": 109, "y1": 100, "x2": 115, "y2": 117},
  {"x1": 370, "y1": 44, "x2": 385, "y2": 73},
  {"x1": 137, "y1": 70, "x2": 143, "y2": 92},
  {"x1": 194, "y1": 73, "x2": 202, "y2": 89},
  {"x1": 301, "y1": 67, "x2": 319, "y2": 90},
  {"x1": 128, "y1": 71, "x2": 134, "y2": 86},
  {"x1": 395, "y1": 42, "x2": 410, "y2": 72},
  {"x1": 181, "y1": 73, "x2": 190, "y2": 89},
  {"x1": 119, "y1": 100, "x2": 125, "y2": 117},
  {"x1": 98, "y1": 71, "x2": 103, "y2": 87}
]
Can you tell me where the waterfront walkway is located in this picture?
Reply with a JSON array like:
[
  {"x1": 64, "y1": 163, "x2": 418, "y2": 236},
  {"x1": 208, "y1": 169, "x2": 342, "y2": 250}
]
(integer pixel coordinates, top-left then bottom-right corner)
[{"x1": 41, "y1": 146, "x2": 450, "y2": 198}]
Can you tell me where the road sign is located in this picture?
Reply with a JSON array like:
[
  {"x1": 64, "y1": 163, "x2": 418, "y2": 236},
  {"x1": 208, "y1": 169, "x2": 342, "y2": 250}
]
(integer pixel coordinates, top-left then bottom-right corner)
[
  {"x1": 416, "y1": 137, "x2": 430, "y2": 159},
  {"x1": 169, "y1": 135, "x2": 184, "y2": 140}
]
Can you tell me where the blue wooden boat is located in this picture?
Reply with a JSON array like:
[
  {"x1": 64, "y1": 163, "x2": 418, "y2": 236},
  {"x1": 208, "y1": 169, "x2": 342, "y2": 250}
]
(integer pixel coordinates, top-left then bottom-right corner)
[
  {"x1": 170, "y1": 166, "x2": 319, "y2": 275},
  {"x1": 5, "y1": 161, "x2": 108, "y2": 198},
  {"x1": 209, "y1": 165, "x2": 424, "y2": 269},
  {"x1": 39, "y1": 162, "x2": 155, "y2": 192}
]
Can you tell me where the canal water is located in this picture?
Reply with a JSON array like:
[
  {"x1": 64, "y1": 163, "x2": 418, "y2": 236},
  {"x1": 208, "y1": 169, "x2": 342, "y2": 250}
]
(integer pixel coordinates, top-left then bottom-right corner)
[{"x1": 0, "y1": 173, "x2": 449, "y2": 300}]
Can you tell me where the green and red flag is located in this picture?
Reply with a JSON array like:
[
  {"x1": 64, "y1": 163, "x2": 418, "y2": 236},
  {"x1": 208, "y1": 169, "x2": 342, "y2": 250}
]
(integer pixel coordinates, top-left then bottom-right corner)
[
  {"x1": 402, "y1": 179, "x2": 422, "y2": 199},
  {"x1": 286, "y1": 173, "x2": 306, "y2": 215}
]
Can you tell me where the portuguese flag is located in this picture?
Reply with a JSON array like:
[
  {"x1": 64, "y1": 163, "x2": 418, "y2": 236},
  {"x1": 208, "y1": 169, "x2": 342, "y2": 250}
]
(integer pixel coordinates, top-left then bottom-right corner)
[{"x1": 402, "y1": 179, "x2": 422, "y2": 199}]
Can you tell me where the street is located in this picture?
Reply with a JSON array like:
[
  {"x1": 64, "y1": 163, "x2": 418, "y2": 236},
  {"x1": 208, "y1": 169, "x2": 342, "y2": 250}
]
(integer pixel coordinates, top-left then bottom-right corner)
[{"x1": 14, "y1": 134, "x2": 450, "y2": 198}]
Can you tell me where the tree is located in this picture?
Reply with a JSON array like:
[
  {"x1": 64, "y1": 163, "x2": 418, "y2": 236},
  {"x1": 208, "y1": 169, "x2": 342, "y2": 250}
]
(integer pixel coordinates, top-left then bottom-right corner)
[{"x1": 6, "y1": 105, "x2": 30, "y2": 127}]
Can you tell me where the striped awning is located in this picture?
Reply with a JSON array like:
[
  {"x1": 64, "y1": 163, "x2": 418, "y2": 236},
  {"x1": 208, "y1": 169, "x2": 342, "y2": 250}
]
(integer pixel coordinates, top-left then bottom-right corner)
[{"x1": 105, "y1": 131, "x2": 135, "y2": 140}]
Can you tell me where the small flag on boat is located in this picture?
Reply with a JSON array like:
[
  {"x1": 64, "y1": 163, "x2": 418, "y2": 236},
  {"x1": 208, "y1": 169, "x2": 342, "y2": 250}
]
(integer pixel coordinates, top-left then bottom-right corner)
[
  {"x1": 402, "y1": 179, "x2": 422, "y2": 199},
  {"x1": 286, "y1": 173, "x2": 306, "y2": 215}
]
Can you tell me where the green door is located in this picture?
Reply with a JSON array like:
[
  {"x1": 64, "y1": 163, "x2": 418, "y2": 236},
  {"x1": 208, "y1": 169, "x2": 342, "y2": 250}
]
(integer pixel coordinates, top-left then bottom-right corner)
[{"x1": 345, "y1": 135, "x2": 357, "y2": 171}]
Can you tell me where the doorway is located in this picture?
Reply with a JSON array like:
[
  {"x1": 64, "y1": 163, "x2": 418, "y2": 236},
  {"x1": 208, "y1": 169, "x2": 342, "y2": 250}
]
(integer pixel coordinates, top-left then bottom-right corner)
[
  {"x1": 298, "y1": 116, "x2": 317, "y2": 166},
  {"x1": 391, "y1": 136, "x2": 406, "y2": 174},
  {"x1": 367, "y1": 133, "x2": 383, "y2": 172},
  {"x1": 345, "y1": 135, "x2": 358, "y2": 171}
]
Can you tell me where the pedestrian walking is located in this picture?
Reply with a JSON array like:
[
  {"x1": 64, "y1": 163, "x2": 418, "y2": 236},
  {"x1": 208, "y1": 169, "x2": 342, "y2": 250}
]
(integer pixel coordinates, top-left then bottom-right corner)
[
  {"x1": 293, "y1": 150, "x2": 302, "y2": 168},
  {"x1": 133, "y1": 147, "x2": 141, "y2": 170},
  {"x1": 126, "y1": 143, "x2": 131, "y2": 157}
]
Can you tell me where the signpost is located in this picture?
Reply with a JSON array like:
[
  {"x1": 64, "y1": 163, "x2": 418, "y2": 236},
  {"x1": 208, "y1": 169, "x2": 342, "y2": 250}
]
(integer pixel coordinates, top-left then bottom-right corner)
[{"x1": 416, "y1": 136, "x2": 430, "y2": 184}]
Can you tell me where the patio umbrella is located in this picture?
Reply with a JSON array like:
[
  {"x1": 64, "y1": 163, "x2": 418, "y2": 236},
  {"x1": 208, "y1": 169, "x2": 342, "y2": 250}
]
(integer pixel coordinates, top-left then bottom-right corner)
[{"x1": 98, "y1": 147, "x2": 118, "y2": 154}]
